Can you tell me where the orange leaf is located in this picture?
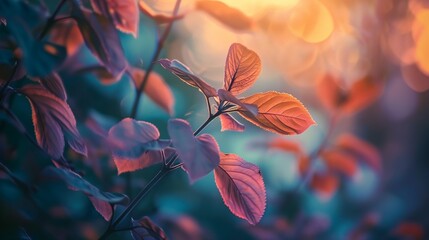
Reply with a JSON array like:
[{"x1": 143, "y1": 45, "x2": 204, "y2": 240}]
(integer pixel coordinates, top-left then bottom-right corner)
[
  {"x1": 310, "y1": 172, "x2": 338, "y2": 200},
  {"x1": 224, "y1": 43, "x2": 261, "y2": 95},
  {"x1": 321, "y1": 150, "x2": 357, "y2": 177},
  {"x1": 219, "y1": 113, "x2": 245, "y2": 132},
  {"x1": 139, "y1": 0, "x2": 184, "y2": 24},
  {"x1": 50, "y1": 19, "x2": 84, "y2": 56},
  {"x1": 238, "y1": 91, "x2": 316, "y2": 135},
  {"x1": 268, "y1": 138, "x2": 304, "y2": 157},
  {"x1": 129, "y1": 67, "x2": 175, "y2": 115},
  {"x1": 195, "y1": 1, "x2": 254, "y2": 31},
  {"x1": 335, "y1": 134, "x2": 382, "y2": 172},
  {"x1": 298, "y1": 156, "x2": 310, "y2": 176}
]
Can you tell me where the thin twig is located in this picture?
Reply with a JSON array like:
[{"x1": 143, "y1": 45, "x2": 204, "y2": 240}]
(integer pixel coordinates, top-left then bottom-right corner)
[{"x1": 129, "y1": 0, "x2": 182, "y2": 118}]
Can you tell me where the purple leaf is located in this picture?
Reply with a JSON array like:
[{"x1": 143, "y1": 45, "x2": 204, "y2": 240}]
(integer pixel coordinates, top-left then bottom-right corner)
[
  {"x1": 131, "y1": 217, "x2": 168, "y2": 240},
  {"x1": 214, "y1": 153, "x2": 266, "y2": 225},
  {"x1": 91, "y1": 0, "x2": 140, "y2": 37},
  {"x1": 35, "y1": 72, "x2": 67, "y2": 100},
  {"x1": 224, "y1": 43, "x2": 261, "y2": 95},
  {"x1": 20, "y1": 85, "x2": 87, "y2": 159},
  {"x1": 167, "y1": 119, "x2": 220, "y2": 183},
  {"x1": 71, "y1": 2, "x2": 127, "y2": 83},
  {"x1": 159, "y1": 59, "x2": 217, "y2": 97},
  {"x1": 218, "y1": 89, "x2": 257, "y2": 116},
  {"x1": 219, "y1": 113, "x2": 245, "y2": 132},
  {"x1": 108, "y1": 118, "x2": 170, "y2": 174},
  {"x1": 44, "y1": 166, "x2": 128, "y2": 221}
]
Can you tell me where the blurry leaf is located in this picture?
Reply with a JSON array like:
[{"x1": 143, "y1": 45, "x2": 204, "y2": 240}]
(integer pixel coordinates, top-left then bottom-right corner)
[
  {"x1": 195, "y1": 1, "x2": 254, "y2": 31},
  {"x1": 310, "y1": 172, "x2": 338, "y2": 200},
  {"x1": 129, "y1": 67, "x2": 175, "y2": 115},
  {"x1": 159, "y1": 59, "x2": 217, "y2": 97},
  {"x1": 335, "y1": 134, "x2": 382, "y2": 172},
  {"x1": 401, "y1": 63, "x2": 429, "y2": 92},
  {"x1": 298, "y1": 156, "x2": 310, "y2": 176},
  {"x1": 108, "y1": 118, "x2": 169, "y2": 174},
  {"x1": 44, "y1": 166, "x2": 129, "y2": 220},
  {"x1": 415, "y1": 28, "x2": 429, "y2": 75},
  {"x1": 20, "y1": 85, "x2": 87, "y2": 159},
  {"x1": 71, "y1": 3, "x2": 127, "y2": 83},
  {"x1": 131, "y1": 216, "x2": 168, "y2": 240},
  {"x1": 317, "y1": 74, "x2": 382, "y2": 114},
  {"x1": 91, "y1": 0, "x2": 139, "y2": 38},
  {"x1": 157, "y1": 214, "x2": 205, "y2": 240},
  {"x1": 214, "y1": 153, "x2": 266, "y2": 225},
  {"x1": 238, "y1": 91, "x2": 316, "y2": 135},
  {"x1": 223, "y1": 43, "x2": 261, "y2": 95},
  {"x1": 50, "y1": 19, "x2": 83, "y2": 56},
  {"x1": 321, "y1": 150, "x2": 357, "y2": 177},
  {"x1": 0, "y1": 17, "x2": 6, "y2": 26},
  {"x1": 34, "y1": 72, "x2": 67, "y2": 100},
  {"x1": 219, "y1": 113, "x2": 245, "y2": 132},
  {"x1": 217, "y1": 89, "x2": 257, "y2": 116},
  {"x1": 139, "y1": 0, "x2": 184, "y2": 24},
  {"x1": 392, "y1": 222, "x2": 424, "y2": 240},
  {"x1": 168, "y1": 119, "x2": 220, "y2": 183},
  {"x1": 0, "y1": 1, "x2": 65, "y2": 77},
  {"x1": 268, "y1": 138, "x2": 304, "y2": 157}
]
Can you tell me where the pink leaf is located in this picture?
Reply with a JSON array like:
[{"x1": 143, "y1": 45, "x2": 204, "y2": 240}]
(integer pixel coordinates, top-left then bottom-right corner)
[
  {"x1": 224, "y1": 43, "x2": 261, "y2": 95},
  {"x1": 131, "y1": 216, "x2": 168, "y2": 240},
  {"x1": 159, "y1": 59, "x2": 217, "y2": 97},
  {"x1": 88, "y1": 196, "x2": 112, "y2": 221},
  {"x1": 129, "y1": 67, "x2": 175, "y2": 115},
  {"x1": 217, "y1": 89, "x2": 257, "y2": 116},
  {"x1": 214, "y1": 153, "x2": 266, "y2": 225},
  {"x1": 108, "y1": 118, "x2": 169, "y2": 174},
  {"x1": 139, "y1": 0, "x2": 184, "y2": 24},
  {"x1": 20, "y1": 85, "x2": 87, "y2": 159},
  {"x1": 167, "y1": 119, "x2": 220, "y2": 183},
  {"x1": 91, "y1": 0, "x2": 139, "y2": 38},
  {"x1": 219, "y1": 113, "x2": 245, "y2": 132}
]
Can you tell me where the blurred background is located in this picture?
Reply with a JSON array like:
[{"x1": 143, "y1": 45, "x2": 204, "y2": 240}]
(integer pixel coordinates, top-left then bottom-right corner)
[{"x1": 1, "y1": 0, "x2": 429, "y2": 239}]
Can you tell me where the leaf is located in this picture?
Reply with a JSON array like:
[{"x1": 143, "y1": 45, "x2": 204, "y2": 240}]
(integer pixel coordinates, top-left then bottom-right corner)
[
  {"x1": 321, "y1": 150, "x2": 357, "y2": 177},
  {"x1": 129, "y1": 67, "x2": 175, "y2": 115},
  {"x1": 335, "y1": 134, "x2": 382, "y2": 172},
  {"x1": 392, "y1": 222, "x2": 424, "y2": 240},
  {"x1": 20, "y1": 85, "x2": 87, "y2": 159},
  {"x1": 71, "y1": 3, "x2": 127, "y2": 83},
  {"x1": 49, "y1": 19, "x2": 84, "y2": 56},
  {"x1": 217, "y1": 89, "x2": 257, "y2": 116},
  {"x1": 268, "y1": 138, "x2": 304, "y2": 157},
  {"x1": 219, "y1": 113, "x2": 244, "y2": 132},
  {"x1": 214, "y1": 153, "x2": 266, "y2": 225},
  {"x1": 0, "y1": 1, "x2": 66, "y2": 77},
  {"x1": 310, "y1": 172, "x2": 338, "y2": 200},
  {"x1": 167, "y1": 119, "x2": 220, "y2": 183},
  {"x1": 91, "y1": 0, "x2": 139, "y2": 37},
  {"x1": 159, "y1": 59, "x2": 217, "y2": 97},
  {"x1": 317, "y1": 74, "x2": 382, "y2": 114},
  {"x1": 44, "y1": 166, "x2": 128, "y2": 220},
  {"x1": 36, "y1": 72, "x2": 67, "y2": 100},
  {"x1": 108, "y1": 118, "x2": 170, "y2": 174},
  {"x1": 238, "y1": 91, "x2": 316, "y2": 135},
  {"x1": 195, "y1": 1, "x2": 254, "y2": 31},
  {"x1": 131, "y1": 217, "x2": 168, "y2": 240},
  {"x1": 139, "y1": 0, "x2": 184, "y2": 24},
  {"x1": 223, "y1": 43, "x2": 261, "y2": 95}
]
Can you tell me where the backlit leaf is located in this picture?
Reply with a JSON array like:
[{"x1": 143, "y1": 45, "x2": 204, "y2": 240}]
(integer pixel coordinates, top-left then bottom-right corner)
[
  {"x1": 168, "y1": 119, "x2": 220, "y2": 183},
  {"x1": 71, "y1": 3, "x2": 127, "y2": 83},
  {"x1": 44, "y1": 166, "x2": 128, "y2": 221},
  {"x1": 20, "y1": 85, "x2": 87, "y2": 159},
  {"x1": 196, "y1": 1, "x2": 254, "y2": 31},
  {"x1": 218, "y1": 89, "x2": 257, "y2": 116},
  {"x1": 50, "y1": 19, "x2": 84, "y2": 57},
  {"x1": 223, "y1": 43, "x2": 261, "y2": 95},
  {"x1": 129, "y1": 67, "x2": 175, "y2": 115},
  {"x1": 321, "y1": 150, "x2": 358, "y2": 177},
  {"x1": 108, "y1": 118, "x2": 169, "y2": 174},
  {"x1": 131, "y1": 216, "x2": 168, "y2": 240},
  {"x1": 219, "y1": 113, "x2": 245, "y2": 132},
  {"x1": 214, "y1": 153, "x2": 266, "y2": 225},
  {"x1": 238, "y1": 91, "x2": 316, "y2": 135},
  {"x1": 159, "y1": 59, "x2": 217, "y2": 97},
  {"x1": 335, "y1": 134, "x2": 382, "y2": 172},
  {"x1": 139, "y1": 0, "x2": 184, "y2": 24},
  {"x1": 91, "y1": 0, "x2": 139, "y2": 37},
  {"x1": 36, "y1": 72, "x2": 67, "y2": 100}
]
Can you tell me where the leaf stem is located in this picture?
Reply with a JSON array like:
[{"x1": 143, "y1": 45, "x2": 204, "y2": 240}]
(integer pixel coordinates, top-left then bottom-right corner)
[
  {"x1": 38, "y1": 0, "x2": 68, "y2": 40},
  {"x1": 129, "y1": 0, "x2": 182, "y2": 118}
]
